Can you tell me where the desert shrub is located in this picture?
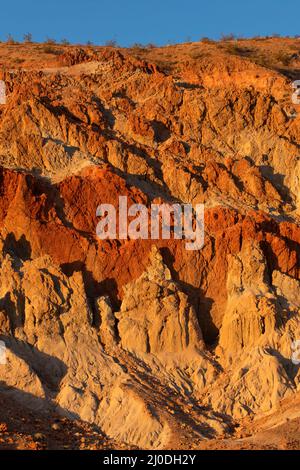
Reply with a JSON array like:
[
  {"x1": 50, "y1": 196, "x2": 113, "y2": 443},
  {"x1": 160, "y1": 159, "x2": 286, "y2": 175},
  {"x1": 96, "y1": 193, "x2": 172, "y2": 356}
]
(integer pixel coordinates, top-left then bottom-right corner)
[
  {"x1": 254, "y1": 55, "x2": 270, "y2": 67},
  {"x1": 189, "y1": 49, "x2": 209, "y2": 59},
  {"x1": 275, "y1": 51, "x2": 292, "y2": 66},
  {"x1": 289, "y1": 42, "x2": 300, "y2": 51},
  {"x1": 45, "y1": 37, "x2": 57, "y2": 45},
  {"x1": 253, "y1": 35, "x2": 265, "y2": 41},
  {"x1": 23, "y1": 33, "x2": 32, "y2": 43},
  {"x1": 105, "y1": 39, "x2": 118, "y2": 47},
  {"x1": 130, "y1": 42, "x2": 144, "y2": 50},
  {"x1": 6, "y1": 34, "x2": 17, "y2": 45},
  {"x1": 131, "y1": 42, "x2": 142, "y2": 48},
  {"x1": 226, "y1": 44, "x2": 255, "y2": 57},
  {"x1": 42, "y1": 45, "x2": 62, "y2": 55},
  {"x1": 220, "y1": 33, "x2": 236, "y2": 41},
  {"x1": 201, "y1": 37, "x2": 215, "y2": 44},
  {"x1": 61, "y1": 38, "x2": 70, "y2": 45}
]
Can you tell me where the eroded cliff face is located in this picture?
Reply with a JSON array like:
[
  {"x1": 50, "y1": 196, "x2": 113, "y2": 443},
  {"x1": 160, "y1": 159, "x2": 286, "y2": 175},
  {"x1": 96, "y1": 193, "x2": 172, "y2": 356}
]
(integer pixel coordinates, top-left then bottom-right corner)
[{"x1": 0, "y1": 40, "x2": 299, "y2": 449}]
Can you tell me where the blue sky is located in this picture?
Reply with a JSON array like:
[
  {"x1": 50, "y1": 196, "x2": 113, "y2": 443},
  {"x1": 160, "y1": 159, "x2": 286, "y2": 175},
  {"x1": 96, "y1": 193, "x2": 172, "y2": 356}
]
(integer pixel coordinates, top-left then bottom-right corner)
[{"x1": 0, "y1": 0, "x2": 299, "y2": 46}]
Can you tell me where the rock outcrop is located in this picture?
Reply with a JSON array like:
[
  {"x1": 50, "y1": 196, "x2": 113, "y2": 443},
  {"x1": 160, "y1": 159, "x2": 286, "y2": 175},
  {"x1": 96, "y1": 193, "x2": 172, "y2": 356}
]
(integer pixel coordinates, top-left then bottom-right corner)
[{"x1": 0, "y1": 38, "x2": 299, "y2": 449}]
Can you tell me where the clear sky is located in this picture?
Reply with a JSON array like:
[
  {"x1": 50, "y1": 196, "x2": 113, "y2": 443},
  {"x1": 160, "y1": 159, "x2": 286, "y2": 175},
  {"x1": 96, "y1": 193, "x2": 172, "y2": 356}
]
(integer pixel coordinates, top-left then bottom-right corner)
[{"x1": 0, "y1": 0, "x2": 299, "y2": 46}]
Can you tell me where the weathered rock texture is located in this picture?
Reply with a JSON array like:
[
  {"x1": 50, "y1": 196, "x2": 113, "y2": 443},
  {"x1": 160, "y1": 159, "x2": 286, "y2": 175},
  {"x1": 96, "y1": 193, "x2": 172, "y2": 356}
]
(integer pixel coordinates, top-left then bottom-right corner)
[{"x1": 0, "y1": 38, "x2": 299, "y2": 449}]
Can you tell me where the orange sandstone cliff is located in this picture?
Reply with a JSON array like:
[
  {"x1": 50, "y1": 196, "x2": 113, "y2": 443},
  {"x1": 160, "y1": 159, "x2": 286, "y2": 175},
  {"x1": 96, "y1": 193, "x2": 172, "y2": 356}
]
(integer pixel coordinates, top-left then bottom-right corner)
[{"x1": 0, "y1": 38, "x2": 299, "y2": 449}]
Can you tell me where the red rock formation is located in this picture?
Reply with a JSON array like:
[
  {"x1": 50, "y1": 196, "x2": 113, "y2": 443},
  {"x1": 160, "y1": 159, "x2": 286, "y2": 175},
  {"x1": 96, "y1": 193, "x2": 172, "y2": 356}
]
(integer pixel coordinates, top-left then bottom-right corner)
[{"x1": 0, "y1": 38, "x2": 299, "y2": 449}]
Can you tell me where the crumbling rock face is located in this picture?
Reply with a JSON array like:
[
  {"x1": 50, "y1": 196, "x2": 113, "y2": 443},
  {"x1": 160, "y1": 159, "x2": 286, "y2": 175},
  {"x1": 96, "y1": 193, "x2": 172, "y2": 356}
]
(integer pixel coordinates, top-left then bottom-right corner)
[
  {"x1": 116, "y1": 247, "x2": 204, "y2": 355},
  {"x1": 0, "y1": 244, "x2": 226, "y2": 448},
  {"x1": 0, "y1": 165, "x2": 298, "y2": 344},
  {"x1": 217, "y1": 241, "x2": 300, "y2": 363},
  {"x1": 0, "y1": 240, "x2": 299, "y2": 446},
  {"x1": 0, "y1": 41, "x2": 299, "y2": 448},
  {"x1": 207, "y1": 347, "x2": 294, "y2": 418},
  {"x1": 209, "y1": 241, "x2": 300, "y2": 418}
]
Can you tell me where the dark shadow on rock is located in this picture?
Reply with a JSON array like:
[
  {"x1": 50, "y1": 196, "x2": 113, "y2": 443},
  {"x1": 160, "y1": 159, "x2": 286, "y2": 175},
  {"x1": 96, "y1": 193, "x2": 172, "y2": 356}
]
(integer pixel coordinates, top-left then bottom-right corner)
[
  {"x1": 0, "y1": 291, "x2": 25, "y2": 334},
  {"x1": 160, "y1": 247, "x2": 219, "y2": 346},
  {"x1": 0, "y1": 335, "x2": 67, "y2": 393},
  {"x1": 40, "y1": 97, "x2": 82, "y2": 124},
  {"x1": 117, "y1": 351, "x2": 229, "y2": 440},
  {"x1": 3, "y1": 233, "x2": 32, "y2": 261},
  {"x1": 151, "y1": 120, "x2": 171, "y2": 143},
  {"x1": 0, "y1": 382, "x2": 89, "y2": 450},
  {"x1": 92, "y1": 95, "x2": 116, "y2": 128},
  {"x1": 266, "y1": 347, "x2": 300, "y2": 382},
  {"x1": 60, "y1": 261, "x2": 120, "y2": 319},
  {"x1": 175, "y1": 82, "x2": 202, "y2": 90},
  {"x1": 261, "y1": 238, "x2": 300, "y2": 279},
  {"x1": 274, "y1": 67, "x2": 300, "y2": 81},
  {"x1": 259, "y1": 164, "x2": 294, "y2": 206}
]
